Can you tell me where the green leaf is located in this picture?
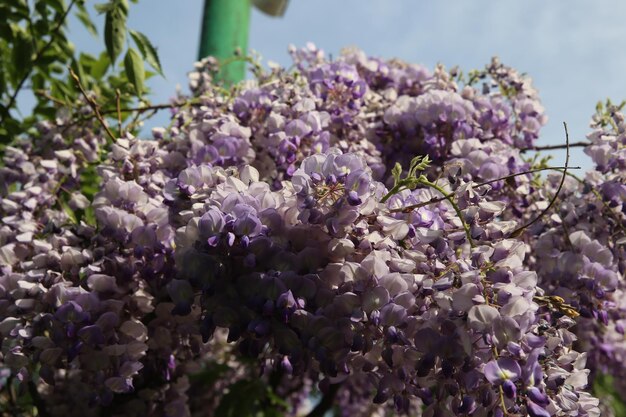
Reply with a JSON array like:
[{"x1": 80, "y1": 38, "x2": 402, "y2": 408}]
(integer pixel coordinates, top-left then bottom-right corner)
[
  {"x1": 50, "y1": 77, "x2": 73, "y2": 101},
  {"x1": 214, "y1": 380, "x2": 267, "y2": 417},
  {"x1": 408, "y1": 155, "x2": 422, "y2": 176},
  {"x1": 189, "y1": 362, "x2": 231, "y2": 388},
  {"x1": 71, "y1": 57, "x2": 88, "y2": 90},
  {"x1": 11, "y1": 28, "x2": 33, "y2": 84},
  {"x1": 81, "y1": 206, "x2": 96, "y2": 226},
  {"x1": 117, "y1": 0, "x2": 129, "y2": 16},
  {"x1": 10, "y1": 0, "x2": 30, "y2": 18},
  {"x1": 31, "y1": 71, "x2": 46, "y2": 90},
  {"x1": 80, "y1": 164, "x2": 100, "y2": 200},
  {"x1": 104, "y1": 9, "x2": 126, "y2": 63},
  {"x1": 59, "y1": 198, "x2": 78, "y2": 224},
  {"x1": 253, "y1": 0, "x2": 289, "y2": 17},
  {"x1": 408, "y1": 155, "x2": 431, "y2": 177},
  {"x1": 33, "y1": 17, "x2": 52, "y2": 38},
  {"x1": 45, "y1": 0, "x2": 66, "y2": 14},
  {"x1": 37, "y1": 43, "x2": 61, "y2": 65},
  {"x1": 94, "y1": 2, "x2": 114, "y2": 14},
  {"x1": 33, "y1": 105, "x2": 58, "y2": 119},
  {"x1": 265, "y1": 387, "x2": 289, "y2": 409},
  {"x1": 91, "y1": 52, "x2": 110, "y2": 80},
  {"x1": 96, "y1": 0, "x2": 129, "y2": 16},
  {"x1": 75, "y1": 4, "x2": 97, "y2": 37},
  {"x1": 129, "y1": 29, "x2": 163, "y2": 76},
  {"x1": 57, "y1": 37, "x2": 76, "y2": 57},
  {"x1": 593, "y1": 374, "x2": 626, "y2": 416},
  {"x1": 78, "y1": 51, "x2": 96, "y2": 67},
  {"x1": 124, "y1": 47, "x2": 144, "y2": 96},
  {"x1": 0, "y1": 18, "x2": 13, "y2": 40}
]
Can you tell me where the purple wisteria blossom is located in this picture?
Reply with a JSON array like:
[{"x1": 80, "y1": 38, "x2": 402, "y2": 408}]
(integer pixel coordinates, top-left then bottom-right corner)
[{"x1": 2, "y1": 43, "x2": 620, "y2": 417}]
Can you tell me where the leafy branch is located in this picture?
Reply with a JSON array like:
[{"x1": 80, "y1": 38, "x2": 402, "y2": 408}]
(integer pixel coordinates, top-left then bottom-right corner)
[
  {"x1": 0, "y1": 0, "x2": 78, "y2": 132},
  {"x1": 390, "y1": 165, "x2": 581, "y2": 214},
  {"x1": 520, "y1": 141, "x2": 586, "y2": 153},
  {"x1": 419, "y1": 178, "x2": 475, "y2": 247},
  {"x1": 381, "y1": 155, "x2": 432, "y2": 203},
  {"x1": 381, "y1": 155, "x2": 475, "y2": 247},
  {"x1": 69, "y1": 67, "x2": 117, "y2": 144},
  {"x1": 0, "y1": 0, "x2": 166, "y2": 150}
]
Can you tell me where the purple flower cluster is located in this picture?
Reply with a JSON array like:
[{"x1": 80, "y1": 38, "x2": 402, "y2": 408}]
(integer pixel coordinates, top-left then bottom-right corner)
[
  {"x1": 2, "y1": 44, "x2": 624, "y2": 417},
  {"x1": 516, "y1": 102, "x2": 625, "y2": 411}
]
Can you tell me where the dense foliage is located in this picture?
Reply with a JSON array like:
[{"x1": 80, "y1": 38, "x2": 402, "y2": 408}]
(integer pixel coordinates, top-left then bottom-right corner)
[
  {"x1": 1, "y1": 3, "x2": 626, "y2": 417},
  {"x1": 0, "y1": 0, "x2": 161, "y2": 146}
]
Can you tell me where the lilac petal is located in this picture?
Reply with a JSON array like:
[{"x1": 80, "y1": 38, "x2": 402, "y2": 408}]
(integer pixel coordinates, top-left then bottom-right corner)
[
  {"x1": 227, "y1": 232, "x2": 236, "y2": 246},
  {"x1": 363, "y1": 286, "x2": 390, "y2": 314},
  {"x1": 198, "y1": 208, "x2": 225, "y2": 237},
  {"x1": 379, "y1": 303, "x2": 406, "y2": 326},
  {"x1": 281, "y1": 356, "x2": 293, "y2": 374},
  {"x1": 167, "y1": 354, "x2": 176, "y2": 370},
  {"x1": 523, "y1": 349, "x2": 543, "y2": 386},
  {"x1": 527, "y1": 400, "x2": 551, "y2": 417},
  {"x1": 277, "y1": 290, "x2": 297, "y2": 311},
  {"x1": 506, "y1": 342, "x2": 523, "y2": 357},
  {"x1": 346, "y1": 190, "x2": 362, "y2": 206},
  {"x1": 525, "y1": 334, "x2": 545, "y2": 348},
  {"x1": 56, "y1": 301, "x2": 87, "y2": 323},
  {"x1": 468, "y1": 304, "x2": 499, "y2": 332},
  {"x1": 77, "y1": 325, "x2": 105, "y2": 346},
  {"x1": 119, "y1": 361, "x2": 144, "y2": 378},
  {"x1": 527, "y1": 387, "x2": 550, "y2": 407},
  {"x1": 502, "y1": 380, "x2": 516, "y2": 399},
  {"x1": 233, "y1": 213, "x2": 262, "y2": 237},
  {"x1": 483, "y1": 357, "x2": 522, "y2": 384},
  {"x1": 493, "y1": 315, "x2": 522, "y2": 346},
  {"x1": 457, "y1": 395, "x2": 477, "y2": 414},
  {"x1": 105, "y1": 376, "x2": 134, "y2": 394}
]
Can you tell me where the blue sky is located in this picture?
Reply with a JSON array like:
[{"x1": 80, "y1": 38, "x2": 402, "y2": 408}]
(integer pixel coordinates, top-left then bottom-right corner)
[{"x1": 66, "y1": 1, "x2": 626, "y2": 170}]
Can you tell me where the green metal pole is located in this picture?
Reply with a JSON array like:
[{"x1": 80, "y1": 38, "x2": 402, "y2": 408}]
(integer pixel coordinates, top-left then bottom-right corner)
[{"x1": 198, "y1": 0, "x2": 251, "y2": 85}]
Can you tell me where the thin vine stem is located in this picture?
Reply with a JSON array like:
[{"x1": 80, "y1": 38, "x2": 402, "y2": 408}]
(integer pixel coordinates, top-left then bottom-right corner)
[
  {"x1": 69, "y1": 67, "x2": 117, "y2": 144},
  {"x1": 380, "y1": 183, "x2": 406, "y2": 204},
  {"x1": 58, "y1": 100, "x2": 203, "y2": 132},
  {"x1": 100, "y1": 101, "x2": 192, "y2": 116},
  {"x1": 419, "y1": 178, "x2": 475, "y2": 248},
  {"x1": 390, "y1": 165, "x2": 580, "y2": 214},
  {"x1": 520, "y1": 141, "x2": 586, "y2": 153},
  {"x1": 115, "y1": 89, "x2": 123, "y2": 137},
  {"x1": 510, "y1": 122, "x2": 571, "y2": 237}
]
